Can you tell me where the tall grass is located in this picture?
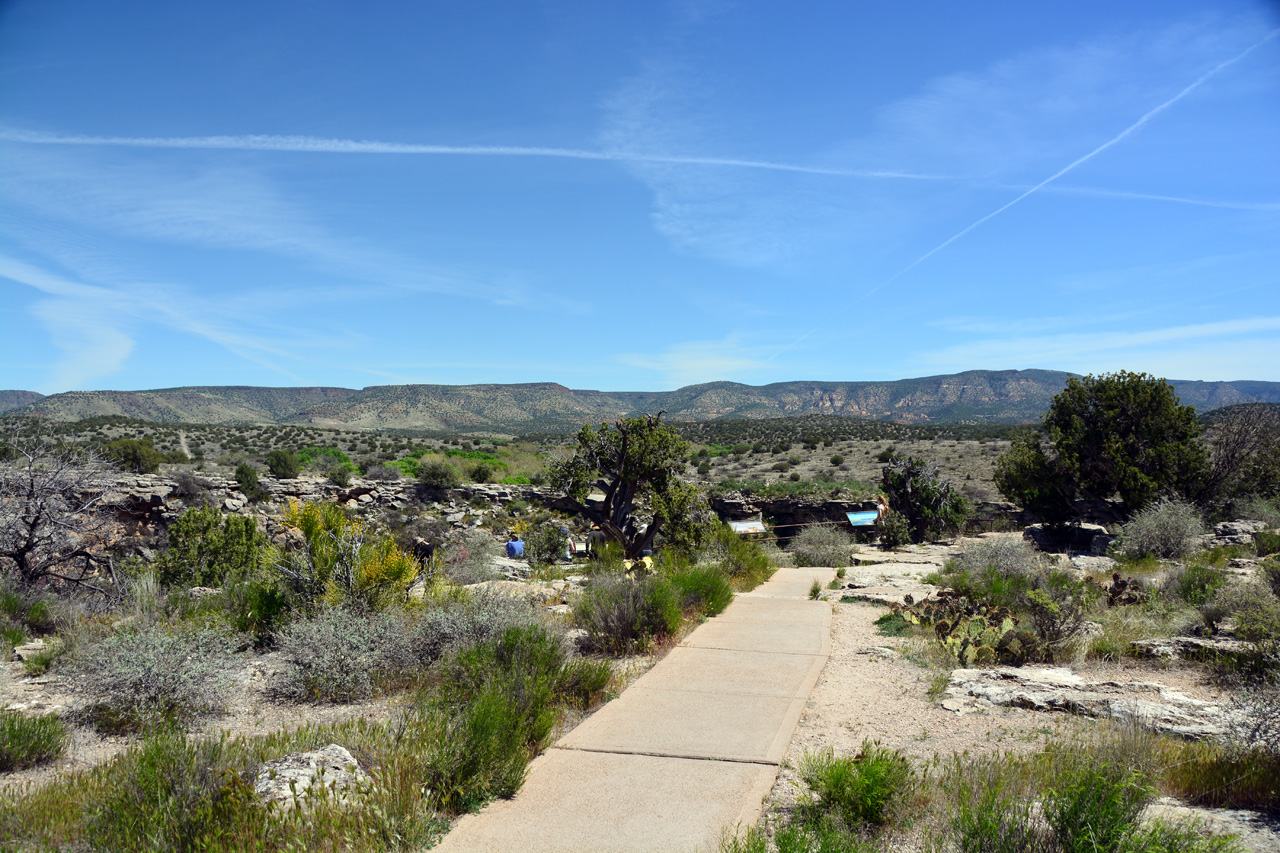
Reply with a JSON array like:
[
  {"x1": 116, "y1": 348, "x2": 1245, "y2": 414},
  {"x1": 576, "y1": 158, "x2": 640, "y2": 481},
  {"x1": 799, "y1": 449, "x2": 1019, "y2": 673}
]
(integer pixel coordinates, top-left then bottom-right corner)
[{"x1": 0, "y1": 709, "x2": 68, "y2": 771}]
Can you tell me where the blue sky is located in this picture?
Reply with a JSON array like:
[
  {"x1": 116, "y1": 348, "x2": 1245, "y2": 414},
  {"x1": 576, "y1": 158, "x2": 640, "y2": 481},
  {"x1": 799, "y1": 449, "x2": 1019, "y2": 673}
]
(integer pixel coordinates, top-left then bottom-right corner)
[{"x1": 1, "y1": 1, "x2": 1277, "y2": 395}]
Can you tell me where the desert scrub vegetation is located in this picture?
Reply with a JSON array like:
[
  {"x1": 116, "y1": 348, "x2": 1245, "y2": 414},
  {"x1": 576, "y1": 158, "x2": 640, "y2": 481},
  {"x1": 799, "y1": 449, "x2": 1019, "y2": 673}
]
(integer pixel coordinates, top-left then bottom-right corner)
[
  {"x1": 723, "y1": 727, "x2": 1245, "y2": 853},
  {"x1": 1113, "y1": 498, "x2": 1206, "y2": 560},
  {"x1": 1, "y1": 628, "x2": 613, "y2": 851},
  {"x1": 574, "y1": 573, "x2": 682, "y2": 654},
  {"x1": 71, "y1": 624, "x2": 234, "y2": 732},
  {"x1": 440, "y1": 527, "x2": 502, "y2": 585},
  {"x1": 0, "y1": 709, "x2": 68, "y2": 771},
  {"x1": 788, "y1": 525, "x2": 852, "y2": 567},
  {"x1": 698, "y1": 522, "x2": 776, "y2": 589},
  {"x1": 276, "y1": 591, "x2": 539, "y2": 702},
  {"x1": 276, "y1": 499, "x2": 421, "y2": 611},
  {"x1": 156, "y1": 505, "x2": 270, "y2": 588}
]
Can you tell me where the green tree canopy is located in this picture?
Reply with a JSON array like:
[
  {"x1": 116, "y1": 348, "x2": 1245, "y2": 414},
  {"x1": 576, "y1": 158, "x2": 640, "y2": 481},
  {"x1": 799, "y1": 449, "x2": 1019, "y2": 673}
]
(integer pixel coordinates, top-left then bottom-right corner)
[
  {"x1": 995, "y1": 371, "x2": 1209, "y2": 520},
  {"x1": 100, "y1": 438, "x2": 161, "y2": 474},
  {"x1": 880, "y1": 455, "x2": 969, "y2": 543},
  {"x1": 265, "y1": 448, "x2": 300, "y2": 479},
  {"x1": 550, "y1": 414, "x2": 712, "y2": 558}
]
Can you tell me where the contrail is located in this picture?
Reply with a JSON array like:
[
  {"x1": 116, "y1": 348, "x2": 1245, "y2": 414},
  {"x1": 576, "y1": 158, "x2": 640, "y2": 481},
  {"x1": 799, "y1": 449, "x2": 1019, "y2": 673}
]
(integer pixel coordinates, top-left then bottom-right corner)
[
  {"x1": 0, "y1": 127, "x2": 946, "y2": 181},
  {"x1": 764, "y1": 27, "x2": 1280, "y2": 363},
  {"x1": 865, "y1": 28, "x2": 1280, "y2": 294},
  {"x1": 1016, "y1": 184, "x2": 1280, "y2": 212}
]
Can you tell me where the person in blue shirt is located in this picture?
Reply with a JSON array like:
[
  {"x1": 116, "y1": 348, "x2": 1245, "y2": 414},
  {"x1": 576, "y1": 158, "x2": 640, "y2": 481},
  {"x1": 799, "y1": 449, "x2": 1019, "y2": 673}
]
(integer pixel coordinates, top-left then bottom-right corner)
[{"x1": 505, "y1": 533, "x2": 524, "y2": 559}]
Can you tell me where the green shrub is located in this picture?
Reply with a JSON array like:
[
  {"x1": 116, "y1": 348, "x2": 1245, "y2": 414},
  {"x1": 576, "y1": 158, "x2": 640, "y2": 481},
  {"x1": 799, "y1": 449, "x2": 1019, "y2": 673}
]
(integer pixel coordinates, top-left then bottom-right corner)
[
  {"x1": 1115, "y1": 497, "x2": 1204, "y2": 560},
  {"x1": 667, "y1": 565, "x2": 734, "y2": 617},
  {"x1": 830, "y1": 454, "x2": 844, "y2": 466},
  {"x1": 265, "y1": 448, "x2": 300, "y2": 479},
  {"x1": 873, "y1": 613, "x2": 910, "y2": 636},
  {"x1": 276, "y1": 607, "x2": 399, "y2": 702},
  {"x1": 877, "y1": 508, "x2": 912, "y2": 549},
  {"x1": 233, "y1": 462, "x2": 266, "y2": 502},
  {"x1": 1169, "y1": 563, "x2": 1229, "y2": 607},
  {"x1": 704, "y1": 524, "x2": 774, "y2": 589},
  {"x1": 1263, "y1": 559, "x2": 1280, "y2": 599},
  {"x1": 72, "y1": 625, "x2": 233, "y2": 731},
  {"x1": 1255, "y1": 530, "x2": 1280, "y2": 558},
  {"x1": 418, "y1": 459, "x2": 461, "y2": 490},
  {"x1": 0, "y1": 579, "x2": 55, "y2": 634},
  {"x1": 574, "y1": 574, "x2": 681, "y2": 655},
  {"x1": 329, "y1": 466, "x2": 353, "y2": 487},
  {"x1": 223, "y1": 576, "x2": 291, "y2": 648},
  {"x1": 0, "y1": 709, "x2": 67, "y2": 771},
  {"x1": 1236, "y1": 496, "x2": 1280, "y2": 529},
  {"x1": 1161, "y1": 740, "x2": 1280, "y2": 816},
  {"x1": 396, "y1": 590, "x2": 537, "y2": 667},
  {"x1": 21, "y1": 639, "x2": 66, "y2": 676},
  {"x1": 297, "y1": 445, "x2": 354, "y2": 470},
  {"x1": 1026, "y1": 577, "x2": 1089, "y2": 656},
  {"x1": 87, "y1": 728, "x2": 257, "y2": 853},
  {"x1": 1043, "y1": 759, "x2": 1154, "y2": 853},
  {"x1": 419, "y1": 624, "x2": 611, "y2": 812},
  {"x1": 100, "y1": 438, "x2": 162, "y2": 474},
  {"x1": 882, "y1": 455, "x2": 969, "y2": 542},
  {"x1": 276, "y1": 500, "x2": 419, "y2": 612},
  {"x1": 789, "y1": 525, "x2": 851, "y2": 567},
  {"x1": 156, "y1": 506, "x2": 268, "y2": 589},
  {"x1": 796, "y1": 742, "x2": 915, "y2": 828},
  {"x1": 525, "y1": 522, "x2": 568, "y2": 568},
  {"x1": 941, "y1": 753, "x2": 1043, "y2": 853}
]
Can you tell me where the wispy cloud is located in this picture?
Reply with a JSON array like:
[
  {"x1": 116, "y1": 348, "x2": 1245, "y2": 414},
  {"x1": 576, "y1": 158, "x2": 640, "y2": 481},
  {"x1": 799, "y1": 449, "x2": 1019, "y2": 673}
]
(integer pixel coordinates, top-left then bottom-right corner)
[
  {"x1": 918, "y1": 316, "x2": 1280, "y2": 380},
  {"x1": 872, "y1": 27, "x2": 1279, "y2": 290},
  {"x1": 0, "y1": 146, "x2": 535, "y2": 306},
  {"x1": 0, "y1": 253, "x2": 303, "y2": 390},
  {"x1": 601, "y1": 16, "x2": 1277, "y2": 270},
  {"x1": 0, "y1": 126, "x2": 944, "y2": 181},
  {"x1": 617, "y1": 337, "x2": 767, "y2": 388}
]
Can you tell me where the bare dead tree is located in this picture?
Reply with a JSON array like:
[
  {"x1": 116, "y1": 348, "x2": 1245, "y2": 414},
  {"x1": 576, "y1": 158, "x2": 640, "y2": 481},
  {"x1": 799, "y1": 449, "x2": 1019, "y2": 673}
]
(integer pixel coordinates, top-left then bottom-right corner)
[
  {"x1": 0, "y1": 435, "x2": 118, "y2": 595},
  {"x1": 1203, "y1": 404, "x2": 1280, "y2": 502}
]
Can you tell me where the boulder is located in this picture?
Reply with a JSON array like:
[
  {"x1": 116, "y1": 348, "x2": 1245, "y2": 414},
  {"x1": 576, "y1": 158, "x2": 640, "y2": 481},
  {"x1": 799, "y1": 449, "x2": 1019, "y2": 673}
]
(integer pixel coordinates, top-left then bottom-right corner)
[
  {"x1": 1129, "y1": 636, "x2": 1259, "y2": 664},
  {"x1": 1215, "y1": 520, "x2": 1266, "y2": 537},
  {"x1": 252, "y1": 744, "x2": 368, "y2": 809},
  {"x1": 1070, "y1": 555, "x2": 1116, "y2": 576},
  {"x1": 942, "y1": 666, "x2": 1238, "y2": 740},
  {"x1": 1023, "y1": 523, "x2": 1110, "y2": 553}
]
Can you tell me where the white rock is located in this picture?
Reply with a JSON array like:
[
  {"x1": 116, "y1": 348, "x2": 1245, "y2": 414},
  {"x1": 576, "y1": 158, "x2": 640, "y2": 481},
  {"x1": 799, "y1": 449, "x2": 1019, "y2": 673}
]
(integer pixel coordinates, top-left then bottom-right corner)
[{"x1": 253, "y1": 744, "x2": 368, "y2": 810}]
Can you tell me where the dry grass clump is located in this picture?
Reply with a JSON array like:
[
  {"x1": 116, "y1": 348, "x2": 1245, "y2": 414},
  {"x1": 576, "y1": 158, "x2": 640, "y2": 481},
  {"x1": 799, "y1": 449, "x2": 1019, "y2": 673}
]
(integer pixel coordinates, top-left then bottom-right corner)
[
  {"x1": 71, "y1": 624, "x2": 234, "y2": 732},
  {"x1": 1115, "y1": 498, "x2": 1206, "y2": 560},
  {"x1": 789, "y1": 525, "x2": 853, "y2": 567}
]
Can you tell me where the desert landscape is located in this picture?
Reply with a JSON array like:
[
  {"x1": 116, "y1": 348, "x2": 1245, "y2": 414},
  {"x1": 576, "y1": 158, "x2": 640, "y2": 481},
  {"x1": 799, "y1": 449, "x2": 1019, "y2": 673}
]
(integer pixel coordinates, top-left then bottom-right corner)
[
  {"x1": 2, "y1": 374, "x2": 1279, "y2": 852},
  {"x1": 4, "y1": 3, "x2": 1278, "y2": 851}
]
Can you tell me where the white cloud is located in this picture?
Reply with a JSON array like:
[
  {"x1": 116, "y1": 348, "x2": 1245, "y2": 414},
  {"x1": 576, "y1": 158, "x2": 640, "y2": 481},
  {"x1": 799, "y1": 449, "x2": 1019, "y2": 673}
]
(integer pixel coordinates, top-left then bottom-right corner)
[
  {"x1": 0, "y1": 146, "x2": 531, "y2": 306},
  {"x1": 25, "y1": 298, "x2": 133, "y2": 391},
  {"x1": 916, "y1": 316, "x2": 1280, "y2": 381},
  {"x1": 598, "y1": 16, "x2": 1276, "y2": 271},
  {"x1": 617, "y1": 337, "x2": 767, "y2": 388}
]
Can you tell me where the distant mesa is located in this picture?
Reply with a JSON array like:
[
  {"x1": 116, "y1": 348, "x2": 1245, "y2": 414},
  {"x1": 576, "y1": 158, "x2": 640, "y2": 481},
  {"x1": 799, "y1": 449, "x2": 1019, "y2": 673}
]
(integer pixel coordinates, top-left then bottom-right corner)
[
  {"x1": 3, "y1": 370, "x2": 1278, "y2": 432},
  {"x1": 0, "y1": 390, "x2": 45, "y2": 414}
]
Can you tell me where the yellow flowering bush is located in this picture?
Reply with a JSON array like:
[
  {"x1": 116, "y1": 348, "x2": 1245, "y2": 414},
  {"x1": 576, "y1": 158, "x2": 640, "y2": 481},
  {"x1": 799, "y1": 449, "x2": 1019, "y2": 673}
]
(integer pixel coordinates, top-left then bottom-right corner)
[{"x1": 278, "y1": 499, "x2": 419, "y2": 610}]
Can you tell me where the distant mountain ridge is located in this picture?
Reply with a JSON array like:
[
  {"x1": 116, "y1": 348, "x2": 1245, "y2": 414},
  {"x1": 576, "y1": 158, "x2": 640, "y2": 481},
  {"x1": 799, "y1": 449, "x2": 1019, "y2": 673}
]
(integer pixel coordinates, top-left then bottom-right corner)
[
  {"x1": 7, "y1": 371, "x2": 1280, "y2": 432},
  {"x1": 0, "y1": 390, "x2": 45, "y2": 413}
]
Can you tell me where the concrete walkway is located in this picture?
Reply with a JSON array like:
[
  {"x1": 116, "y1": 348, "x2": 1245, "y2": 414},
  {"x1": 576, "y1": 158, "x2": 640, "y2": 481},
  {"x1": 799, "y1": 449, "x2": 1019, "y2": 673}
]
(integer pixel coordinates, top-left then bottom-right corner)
[{"x1": 434, "y1": 567, "x2": 836, "y2": 853}]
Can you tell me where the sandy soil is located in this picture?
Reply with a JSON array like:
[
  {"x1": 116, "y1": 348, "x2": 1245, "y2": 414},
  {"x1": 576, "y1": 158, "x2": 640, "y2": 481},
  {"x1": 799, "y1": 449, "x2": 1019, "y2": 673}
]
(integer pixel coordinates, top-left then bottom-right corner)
[{"x1": 754, "y1": 542, "x2": 1280, "y2": 851}]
